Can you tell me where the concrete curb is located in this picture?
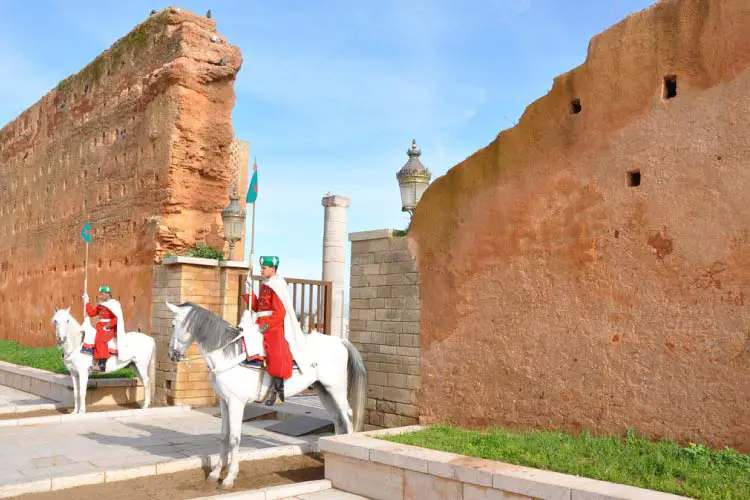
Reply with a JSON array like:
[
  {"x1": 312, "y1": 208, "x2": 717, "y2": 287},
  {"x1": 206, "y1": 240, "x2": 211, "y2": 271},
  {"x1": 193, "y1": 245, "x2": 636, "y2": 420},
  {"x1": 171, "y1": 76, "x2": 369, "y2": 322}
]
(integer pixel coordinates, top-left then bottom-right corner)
[
  {"x1": 0, "y1": 442, "x2": 314, "y2": 498},
  {"x1": 0, "y1": 402, "x2": 69, "y2": 416},
  {"x1": 197, "y1": 479, "x2": 332, "y2": 499},
  {"x1": 0, "y1": 404, "x2": 192, "y2": 428},
  {"x1": 0, "y1": 360, "x2": 141, "y2": 406},
  {"x1": 319, "y1": 426, "x2": 692, "y2": 500}
]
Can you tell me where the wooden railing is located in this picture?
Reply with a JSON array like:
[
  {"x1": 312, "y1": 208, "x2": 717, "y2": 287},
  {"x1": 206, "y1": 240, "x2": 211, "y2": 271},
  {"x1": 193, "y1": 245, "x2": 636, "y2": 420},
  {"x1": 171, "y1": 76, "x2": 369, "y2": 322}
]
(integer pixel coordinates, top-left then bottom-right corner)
[{"x1": 237, "y1": 274, "x2": 333, "y2": 334}]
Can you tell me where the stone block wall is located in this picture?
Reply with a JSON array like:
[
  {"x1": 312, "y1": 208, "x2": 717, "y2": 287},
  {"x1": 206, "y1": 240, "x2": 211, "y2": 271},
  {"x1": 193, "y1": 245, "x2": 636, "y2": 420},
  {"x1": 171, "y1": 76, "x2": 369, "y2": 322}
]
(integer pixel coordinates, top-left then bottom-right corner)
[
  {"x1": 348, "y1": 229, "x2": 420, "y2": 429},
  {"x1": 151, "y1": 257, "x2": 246, "y2": 406}
]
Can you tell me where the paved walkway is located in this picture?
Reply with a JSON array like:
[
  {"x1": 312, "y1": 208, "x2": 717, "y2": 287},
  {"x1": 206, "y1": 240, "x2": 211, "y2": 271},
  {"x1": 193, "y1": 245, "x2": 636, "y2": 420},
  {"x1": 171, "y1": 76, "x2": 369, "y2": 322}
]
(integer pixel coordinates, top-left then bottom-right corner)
[
  {"x1": 283, "y1": 490, "x2": 369, "y2": 499},
  {"x1": 0, "y1": 385, "x2": 57, "y2": 413},
  {"x1": 0, "y1": 407, "x2": 321, "y2": 487}
]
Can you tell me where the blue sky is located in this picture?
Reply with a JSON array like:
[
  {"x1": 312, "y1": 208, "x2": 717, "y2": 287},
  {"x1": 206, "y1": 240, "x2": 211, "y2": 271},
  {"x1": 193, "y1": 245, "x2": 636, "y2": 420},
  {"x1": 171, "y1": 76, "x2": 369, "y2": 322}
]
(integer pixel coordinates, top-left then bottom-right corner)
[{"x1": 1, "y1": 0, "x2": 655, "y2": 309}]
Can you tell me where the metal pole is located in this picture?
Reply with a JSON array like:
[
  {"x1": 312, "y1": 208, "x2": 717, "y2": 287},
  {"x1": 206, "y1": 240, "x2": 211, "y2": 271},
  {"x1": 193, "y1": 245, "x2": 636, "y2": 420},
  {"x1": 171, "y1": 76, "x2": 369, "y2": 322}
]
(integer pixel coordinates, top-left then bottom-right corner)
[
  {"x1": 83, "y1": 242, "x2": 89, "y2": 317},
  {"x1": 247, "y1": 202, "x2": 256, "y2": 311}
]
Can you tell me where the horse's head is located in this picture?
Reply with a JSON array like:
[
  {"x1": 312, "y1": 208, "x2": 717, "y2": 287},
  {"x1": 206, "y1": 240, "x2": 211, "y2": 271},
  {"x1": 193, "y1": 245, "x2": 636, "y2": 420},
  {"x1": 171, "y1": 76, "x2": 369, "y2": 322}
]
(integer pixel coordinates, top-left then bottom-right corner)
[
  {"x1": 51, "y1": 307, "x2": 72, "y2": 347},
  {"x1": 166, "y1": 301, "x2": 194, "y2": 362}
]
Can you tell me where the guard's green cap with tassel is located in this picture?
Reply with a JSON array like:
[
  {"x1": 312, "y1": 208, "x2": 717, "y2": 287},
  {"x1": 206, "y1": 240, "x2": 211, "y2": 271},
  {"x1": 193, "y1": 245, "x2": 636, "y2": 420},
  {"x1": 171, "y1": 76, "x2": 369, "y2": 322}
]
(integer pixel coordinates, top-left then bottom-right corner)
[
  {"x1": 98, "y1": 285, "x2": 112, "y2": 293},
  {"x1": 259, "y1": 256, "x2": 279, "y2": 268}
]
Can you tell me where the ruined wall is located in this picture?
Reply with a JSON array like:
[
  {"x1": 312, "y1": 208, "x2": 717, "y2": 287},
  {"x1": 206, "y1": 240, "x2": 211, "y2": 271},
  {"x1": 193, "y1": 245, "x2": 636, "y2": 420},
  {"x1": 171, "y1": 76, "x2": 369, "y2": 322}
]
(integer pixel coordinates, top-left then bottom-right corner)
[
  {"x1": 410, "y1": 0, "x2": 750, "y2": 451},
  {"x1": 0, "y1": 7, "x2": 245, "y2": 346}
]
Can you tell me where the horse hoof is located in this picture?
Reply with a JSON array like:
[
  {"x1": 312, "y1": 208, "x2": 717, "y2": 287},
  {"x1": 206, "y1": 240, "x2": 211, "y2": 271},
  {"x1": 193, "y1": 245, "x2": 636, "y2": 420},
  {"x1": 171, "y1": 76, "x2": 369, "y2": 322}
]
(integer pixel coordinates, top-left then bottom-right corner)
[
  {"x1": 207, "y1": 473, "x2": 221, "y2": 483},
  {"x1": 218, "y1": 481, "x2": 233, "y2": 490}
]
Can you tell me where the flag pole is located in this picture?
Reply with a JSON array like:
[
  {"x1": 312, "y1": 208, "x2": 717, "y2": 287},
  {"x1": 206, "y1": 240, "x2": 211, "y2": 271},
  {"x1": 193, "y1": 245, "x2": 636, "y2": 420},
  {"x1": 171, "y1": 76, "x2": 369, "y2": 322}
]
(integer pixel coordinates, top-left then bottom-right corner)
[
  {"x1": 248, "y1": 157, "x2": 258, "y2": 310},
  {"x1": 84, "y1": 242, "x2": 89, "y2": 303}
]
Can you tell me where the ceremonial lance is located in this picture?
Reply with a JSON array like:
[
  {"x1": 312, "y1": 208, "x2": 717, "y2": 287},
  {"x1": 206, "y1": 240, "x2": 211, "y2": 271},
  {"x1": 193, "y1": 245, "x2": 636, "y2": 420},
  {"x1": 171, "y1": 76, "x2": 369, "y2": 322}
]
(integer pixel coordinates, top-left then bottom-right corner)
[
  {"x1": 80, "y1": 221, "x2": 92, "y2": 316},
  {"x1": 246, "y1": 157, "x2": 259, "y2": 309}
]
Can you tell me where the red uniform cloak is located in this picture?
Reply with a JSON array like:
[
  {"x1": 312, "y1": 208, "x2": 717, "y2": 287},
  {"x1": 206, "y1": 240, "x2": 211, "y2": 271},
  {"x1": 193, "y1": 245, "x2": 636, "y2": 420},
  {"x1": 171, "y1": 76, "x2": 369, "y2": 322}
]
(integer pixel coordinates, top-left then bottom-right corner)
[
  {"x1": 243, "y1": 283, "x2": 294, "y2": 379},
  {"x1": 82, "y1": 303, "x2": 118, "y2": 359}
]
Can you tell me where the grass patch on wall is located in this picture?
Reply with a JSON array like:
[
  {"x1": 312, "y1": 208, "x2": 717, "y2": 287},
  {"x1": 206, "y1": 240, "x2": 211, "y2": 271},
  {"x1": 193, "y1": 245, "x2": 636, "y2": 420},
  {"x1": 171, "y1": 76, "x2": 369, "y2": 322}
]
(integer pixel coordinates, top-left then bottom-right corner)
[
  {"x1": 382, "y1": 425, "x2": 749, "y2": 499},
  {"x1": 163, "y1": 243, "x2": 225, "y2": 261},
  {"x1": 0, "y1": 340, "x2": 135, "y2": 379}
]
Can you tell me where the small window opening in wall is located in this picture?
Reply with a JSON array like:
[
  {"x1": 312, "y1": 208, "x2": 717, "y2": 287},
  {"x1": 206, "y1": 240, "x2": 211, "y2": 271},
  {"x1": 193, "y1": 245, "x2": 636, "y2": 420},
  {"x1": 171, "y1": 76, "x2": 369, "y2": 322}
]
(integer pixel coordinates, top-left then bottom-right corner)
[
  {"x1": 627, "y1": 170, "x2": 641, "y2": 187},
  {"x1": 570, "y1": 98, "x2": 582, "y2": 114},
  {"x1": 664, "y1": 75, "x2": 677, "y2": 99}
]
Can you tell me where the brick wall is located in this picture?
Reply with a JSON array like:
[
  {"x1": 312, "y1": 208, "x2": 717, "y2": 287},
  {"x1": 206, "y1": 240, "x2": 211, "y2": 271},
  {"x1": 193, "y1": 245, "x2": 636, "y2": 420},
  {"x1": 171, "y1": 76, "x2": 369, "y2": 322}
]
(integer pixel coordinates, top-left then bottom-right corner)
[
  {"x1": 151, "y1": 257, "x2": 246, "y2": 406},
  {"x1": 348, "y1": 229, "x2": 420, "y2": 429}
]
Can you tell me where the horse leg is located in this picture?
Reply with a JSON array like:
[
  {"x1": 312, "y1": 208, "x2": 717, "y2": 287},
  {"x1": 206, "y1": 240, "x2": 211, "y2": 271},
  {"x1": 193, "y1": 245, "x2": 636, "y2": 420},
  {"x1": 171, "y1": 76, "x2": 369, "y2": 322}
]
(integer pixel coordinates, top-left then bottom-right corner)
[
  {"x1": 78, "y1": 369, "x2": 90, "y2": 414},
  {"x1": 314, "y1": 383, "x2": 343, "y2": 435},
  {"x1": 70, "y1": 370, "x2": 79, "y2": 414},
  {"x1": 132, "y1": 359, "x2": 150, "y2": 409},
  {"x1": 208, "y1": 398, "x2": 229, "y2": 483},
  {"x1": 326, "y1": 382, "x2": 354, "y2": 434},
  {"x1": 219, "y1": 398, "x2": 244, "y2": 489}
]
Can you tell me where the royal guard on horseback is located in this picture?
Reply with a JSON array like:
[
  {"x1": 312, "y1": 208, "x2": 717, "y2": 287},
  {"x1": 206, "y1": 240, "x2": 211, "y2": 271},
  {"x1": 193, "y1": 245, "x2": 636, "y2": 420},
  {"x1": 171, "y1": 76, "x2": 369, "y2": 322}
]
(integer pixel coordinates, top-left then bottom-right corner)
[
  {"x1": 242, "y1": 255, "x2": 309, "y2": 406},
  {"x1": 81, "y1": 285, "x2": 126, "y2": 373}
]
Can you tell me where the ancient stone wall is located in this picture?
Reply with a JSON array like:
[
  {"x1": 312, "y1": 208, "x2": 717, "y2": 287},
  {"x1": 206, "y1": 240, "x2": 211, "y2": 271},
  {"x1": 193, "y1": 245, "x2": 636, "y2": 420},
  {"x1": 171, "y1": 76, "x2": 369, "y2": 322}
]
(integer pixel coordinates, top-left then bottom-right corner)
[
  {"x1": 0, "y1": 7, "x2": 246, "y2": 346},
  {"x1": 348, "y1": 230, "x2": 420, "y2": 429},
  {"x1": 410, "y1": 0, "x2": 750, "y2": 451}
]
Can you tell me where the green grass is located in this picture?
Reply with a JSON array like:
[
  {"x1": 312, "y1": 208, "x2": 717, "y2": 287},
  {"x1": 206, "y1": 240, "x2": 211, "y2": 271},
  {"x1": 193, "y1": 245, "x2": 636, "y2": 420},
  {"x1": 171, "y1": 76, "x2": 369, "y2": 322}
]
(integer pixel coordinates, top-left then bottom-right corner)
[
  {"x1": 382, "y1": 426, "x2": 750, "y2": 499},
  {"x1": 0, "y1": 340, "x2": 136, "y2": 379}
]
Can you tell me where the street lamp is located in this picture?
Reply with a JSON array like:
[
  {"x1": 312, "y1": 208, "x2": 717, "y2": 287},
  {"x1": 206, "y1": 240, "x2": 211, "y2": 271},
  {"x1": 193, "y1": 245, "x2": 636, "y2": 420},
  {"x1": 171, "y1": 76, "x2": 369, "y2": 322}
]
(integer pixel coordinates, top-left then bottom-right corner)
[
  {"x1": 221, "y1": 158, "x2": 246, "y2": 260},
  {"x1": 396, "y1": 139, "x2": 432, "y2": 217}
]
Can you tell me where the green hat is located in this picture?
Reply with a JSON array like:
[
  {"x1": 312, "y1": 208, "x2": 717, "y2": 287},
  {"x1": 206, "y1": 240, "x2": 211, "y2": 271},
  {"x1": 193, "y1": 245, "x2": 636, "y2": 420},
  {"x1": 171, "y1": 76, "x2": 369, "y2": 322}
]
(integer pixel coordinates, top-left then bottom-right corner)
[
  {"x1": 259, "y1": 256, "x2": 279, "y2": 268},
  {"x1": 98, "y1": 285, "x2": 111, "y2": 293}
]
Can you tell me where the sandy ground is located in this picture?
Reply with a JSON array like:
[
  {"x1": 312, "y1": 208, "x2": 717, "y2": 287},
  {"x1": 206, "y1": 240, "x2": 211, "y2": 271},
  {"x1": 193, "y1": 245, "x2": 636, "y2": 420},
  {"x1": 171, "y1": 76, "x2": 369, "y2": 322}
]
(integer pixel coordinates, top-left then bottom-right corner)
[{"x1": 14, "y1": 455, "x2": 324, "y2": 500}]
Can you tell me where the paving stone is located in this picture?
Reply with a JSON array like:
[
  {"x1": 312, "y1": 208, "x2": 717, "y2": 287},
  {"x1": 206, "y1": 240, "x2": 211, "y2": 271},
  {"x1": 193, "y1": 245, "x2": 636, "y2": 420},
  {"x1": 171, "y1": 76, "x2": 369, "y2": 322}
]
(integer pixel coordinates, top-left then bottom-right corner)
[
  {"x1": 29, "y1": 456, "x2": 77, "y2": 468},
  {"x1": 265, "y1": 416, "x2": 334, "y2": 437},
  {"x1": 0, "y1": 397, "x2": 322, "y2": 488},
  {"x1": 19, "y1": 462, "x2": 97, "y2": 480},
  {"x1": 0, "y1": 385, "x2": 58, "y2": 411}
]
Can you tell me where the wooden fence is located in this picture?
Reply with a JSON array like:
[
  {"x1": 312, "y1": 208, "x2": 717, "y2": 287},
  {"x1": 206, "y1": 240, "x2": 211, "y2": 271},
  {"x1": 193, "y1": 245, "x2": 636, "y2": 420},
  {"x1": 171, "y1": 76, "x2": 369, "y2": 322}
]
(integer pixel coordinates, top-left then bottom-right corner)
[{"x1": 237, "y1": 274, "x2": 333, "y2": 334}]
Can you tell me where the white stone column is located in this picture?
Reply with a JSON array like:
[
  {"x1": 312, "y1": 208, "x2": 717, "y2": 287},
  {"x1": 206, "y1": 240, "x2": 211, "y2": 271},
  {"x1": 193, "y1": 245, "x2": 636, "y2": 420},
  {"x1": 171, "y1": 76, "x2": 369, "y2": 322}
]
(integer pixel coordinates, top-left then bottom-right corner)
[{"x1": 322, "y1": 194, "x2": 350, "y2": 337}]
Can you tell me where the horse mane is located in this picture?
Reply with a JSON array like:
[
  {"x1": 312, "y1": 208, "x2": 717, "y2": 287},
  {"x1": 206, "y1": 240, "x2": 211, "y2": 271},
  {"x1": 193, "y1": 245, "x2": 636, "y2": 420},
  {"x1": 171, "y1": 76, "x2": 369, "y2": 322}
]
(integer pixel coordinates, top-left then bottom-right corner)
[{"x1": 179, "y1": 302, "x2": 241, "y2": 354}]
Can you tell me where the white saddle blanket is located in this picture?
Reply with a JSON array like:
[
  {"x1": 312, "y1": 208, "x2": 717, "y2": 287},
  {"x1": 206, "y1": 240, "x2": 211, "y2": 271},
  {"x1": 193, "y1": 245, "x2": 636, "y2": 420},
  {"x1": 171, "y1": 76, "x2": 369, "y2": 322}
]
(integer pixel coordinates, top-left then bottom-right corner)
[{"x1": 239, "y1": 310, "x2": 265, "y2": 358}]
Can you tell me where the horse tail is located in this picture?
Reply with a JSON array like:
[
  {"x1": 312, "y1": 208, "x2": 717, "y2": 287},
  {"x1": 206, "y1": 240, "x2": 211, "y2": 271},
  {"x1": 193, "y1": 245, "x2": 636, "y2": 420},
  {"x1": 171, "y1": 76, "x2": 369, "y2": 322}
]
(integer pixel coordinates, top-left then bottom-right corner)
[
  {"x1": 148, "y1": 335, "x2": 156, "y2": 405},
  {"x1": 342, "y1": 339, "x2": 367, "y2": 432}
]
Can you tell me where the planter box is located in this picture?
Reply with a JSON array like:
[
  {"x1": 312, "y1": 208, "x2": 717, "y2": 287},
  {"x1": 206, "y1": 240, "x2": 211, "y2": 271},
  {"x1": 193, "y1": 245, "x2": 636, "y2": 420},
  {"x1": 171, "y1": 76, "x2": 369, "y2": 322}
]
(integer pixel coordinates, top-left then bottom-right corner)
[
  {"x1": 318, "y1": 427, "x2": 691, "y2": 500},
  {"x1": 0, "y1": 361, "x2": 143, "y2": 408}
]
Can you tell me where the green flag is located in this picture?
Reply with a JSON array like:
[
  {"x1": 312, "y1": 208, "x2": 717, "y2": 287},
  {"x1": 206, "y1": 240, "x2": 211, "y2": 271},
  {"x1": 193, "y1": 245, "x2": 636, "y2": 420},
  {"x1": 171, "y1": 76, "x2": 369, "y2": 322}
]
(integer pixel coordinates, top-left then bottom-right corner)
[
  {"x1": 80, "y1": 221, "x2": 92, "y2": 243},
  {"x1": 246, "y1": 158, "x2": 258, "y2": 203}
]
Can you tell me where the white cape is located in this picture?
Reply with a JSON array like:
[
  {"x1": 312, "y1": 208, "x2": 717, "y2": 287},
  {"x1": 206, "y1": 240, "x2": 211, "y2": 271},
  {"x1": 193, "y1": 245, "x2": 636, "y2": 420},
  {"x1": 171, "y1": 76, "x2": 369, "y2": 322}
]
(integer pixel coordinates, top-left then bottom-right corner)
[{"x1": 263, "y1": 275, "x2": 311, "y2": 372}]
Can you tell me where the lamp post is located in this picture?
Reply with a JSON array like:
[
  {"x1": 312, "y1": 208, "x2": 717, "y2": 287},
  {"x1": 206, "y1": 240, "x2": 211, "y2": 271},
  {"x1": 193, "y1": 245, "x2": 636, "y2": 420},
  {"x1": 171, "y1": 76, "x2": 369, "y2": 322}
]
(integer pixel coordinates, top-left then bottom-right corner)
[
  {"x1": 221, "y1": 158, "x2": 246, "y2": 261},
  {"x1": 396, "y1": 139, "x2": 432, "y2": 217}
]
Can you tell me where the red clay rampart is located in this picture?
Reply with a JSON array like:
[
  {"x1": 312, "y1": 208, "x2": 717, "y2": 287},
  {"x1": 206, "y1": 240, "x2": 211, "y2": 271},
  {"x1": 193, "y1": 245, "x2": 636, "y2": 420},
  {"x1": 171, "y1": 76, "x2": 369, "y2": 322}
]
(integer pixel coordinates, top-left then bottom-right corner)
[
  {"x1": 409, "y1": 0, "x2": 750, "y2": 451},
  {"x1": 0, "y1": 7, "x2": 244, "y2": 345}
]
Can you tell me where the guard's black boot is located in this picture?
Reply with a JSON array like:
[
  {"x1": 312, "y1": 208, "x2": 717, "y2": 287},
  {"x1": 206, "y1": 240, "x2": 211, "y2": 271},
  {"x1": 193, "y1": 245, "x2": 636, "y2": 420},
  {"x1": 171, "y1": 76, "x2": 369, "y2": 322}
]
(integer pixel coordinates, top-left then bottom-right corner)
[
  {"x1": 264, "y1": 377, "x2": 285, "y2": 406},
  {"x1": 264, "y1": 382, "x2": 278, "y2": 406},
  {"x1": 275, "y1": 377, "x2": 285, "y2": 403},
  {"x1": 99, "y1": 359, "x2": 107, "y2": 372}
]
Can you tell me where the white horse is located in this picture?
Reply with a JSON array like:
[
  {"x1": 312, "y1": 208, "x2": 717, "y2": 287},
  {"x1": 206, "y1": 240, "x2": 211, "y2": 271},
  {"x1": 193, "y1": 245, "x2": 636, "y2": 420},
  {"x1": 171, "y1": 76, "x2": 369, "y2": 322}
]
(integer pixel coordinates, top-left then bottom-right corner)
[
  {"x1": 165, "y1": 301, "x2": 366, "y2": 489},
  {"x1": 52, "y1": 307, "x2": 156, "y2": 414}
]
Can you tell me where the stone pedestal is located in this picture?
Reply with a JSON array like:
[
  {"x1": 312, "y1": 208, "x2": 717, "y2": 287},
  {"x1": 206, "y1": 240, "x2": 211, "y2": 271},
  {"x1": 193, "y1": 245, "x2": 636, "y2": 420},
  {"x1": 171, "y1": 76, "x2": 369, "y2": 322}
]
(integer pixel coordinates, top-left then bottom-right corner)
[
  {"x1": 322, "y1": 195, "x2": 351, "y2": 337},
  {"x1": 348, "y1": 229, "x2": 420, "y2": 429},
  {"x1": 151, "y1": 256, "x2": 247, "y2": 406}
]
